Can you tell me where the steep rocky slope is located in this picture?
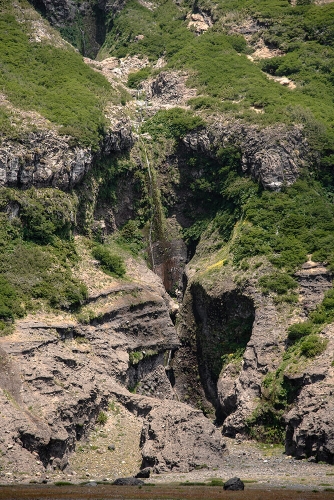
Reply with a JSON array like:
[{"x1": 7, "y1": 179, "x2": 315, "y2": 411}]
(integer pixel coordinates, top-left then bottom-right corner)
[{"x1": 1, "y1": 0, "x2": 334, "y2": 482}]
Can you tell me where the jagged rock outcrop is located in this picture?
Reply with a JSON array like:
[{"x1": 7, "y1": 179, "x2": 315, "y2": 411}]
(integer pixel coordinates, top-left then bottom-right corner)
[
  {"x1": 175, "y1": 258, "x2": 334, "y2": 452},
  {"x1": 0, "y1": 119, "x2": 133, "y2": 189},
  {"x1": 0, "y1": 270, "x2": 178, "y2": 476},
  {"x1": 140, "y1": 401, "x2": 225, "y2": 472},
  {"x1": 142, "y1": 71, "x2": 197, "y2": 108},
  {"x1": 284, "y1": 323, "x2": 334, "y2": 463},
  {"x1": 183, "y1": 121, "x2": 309, "y2": 191}
]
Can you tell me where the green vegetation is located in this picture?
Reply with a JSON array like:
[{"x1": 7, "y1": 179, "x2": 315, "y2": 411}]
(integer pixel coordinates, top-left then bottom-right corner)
[
  {"x1": 300, "y1": 334, "x2": 328, "y2": 358},
  {"x1": 141, "y1": 108, "x2": 205, "y2": 140},
  {"x1": 92, "y1": 244, "x2": 126, "y2": 277},
  {"x1": 127, "y1": 67, "x2": 152, "y2": 89},
  {"x1": 96, "y1": 411, "x2": 108, "y2": 425},
  {"x1": 103, "y1": 0, "x2": 334, "y2": 162},
  {"x1": 231, "y1": 179, "x2": 334, "y2": 272},
  {"x1": 129, "y1": 349, "x2": 158, "y2": 365},
  {"x1": 247, "y1": 323, "x2": 329, "y2": 443},
  {"x1": 0, "y1": 188, "x2": 87, "y2": 329},
  {"x1": 0, "y1": 2, "x2": 110, "y2": 148},
  {"x1": 287, "y1": 322, "x2": 313, "y2": 342}
]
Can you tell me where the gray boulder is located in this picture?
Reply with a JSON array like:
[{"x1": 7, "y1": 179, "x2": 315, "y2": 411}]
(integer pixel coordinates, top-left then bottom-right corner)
[
  {"x1": 113, "y1": 477, "x2": 145, "y2": 486},
  {"x1": 223, "y1": 477, "x2": 245, "y2": 490}
]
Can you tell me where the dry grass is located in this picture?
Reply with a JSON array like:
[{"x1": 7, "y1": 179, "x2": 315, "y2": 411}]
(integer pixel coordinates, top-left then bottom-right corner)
[{"x1": 0, "y1": 484, "x2": 333, "y2": 500}]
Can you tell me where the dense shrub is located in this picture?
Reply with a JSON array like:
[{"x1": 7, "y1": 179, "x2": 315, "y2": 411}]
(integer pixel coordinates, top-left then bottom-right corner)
[
  {"x1": 127, "y1": 67, "x2": 151, "y2": 89},
  {"x1": 259, "y1": 273, "x2": 297, "y2": 295},
  {"x1": 0, "y1": 8, "x2": 109, "y2": 148},
  {"x1": 92, "y1": 245, "x2": 126, "y2": 277},
  {"x1": 0, "y1": 276, "x2": 24, "y2": 321},
  {"x1": 300, "y1": 334, "x2": 328, "y2": 358},
  {"x1": 287, "y1": 322, "x2": 313, "y2": 342},
  {"x1": 141, "y1": 108, "x2": 205, "y2": 140}
]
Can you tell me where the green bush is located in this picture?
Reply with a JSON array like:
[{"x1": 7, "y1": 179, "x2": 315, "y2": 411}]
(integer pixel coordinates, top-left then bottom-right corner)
[
  {"x1": 259, "y1": 272, "x2": 297, "y2": 295},
  {"x1": 246, "y1": 403, "x2": 285, "y2": 444},
  {"x1": 0, "y1": 276, "x2": 24, "y2": 321},
  {"x1": 300, "y1": 334, "x2": 328, "y2": 358},
  {"x1": 116, "y1": 220, "x2": 145, "y2": 254},
  {"x1": 92, "y1": 245, "x2": 126, "y2": 277},
  {"x1": 287, "y1": 322, "x2": 313, "y2": 342},
  {"x1": 127, "y1": 67, "x2": 151, "y2": 88},
  {"x1": 141, "y1": 108, "x2": 205, "y2": 140}
]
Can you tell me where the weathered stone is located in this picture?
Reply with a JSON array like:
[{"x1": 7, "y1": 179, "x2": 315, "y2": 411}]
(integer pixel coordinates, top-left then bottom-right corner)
[
  {"x1": 224, "y1": 477, "x2": 245, "y2": 490},
  {"x1": 113, "y1": 477, "x2": 144, "y2": 485},
  {"x1": 183, "y1": 121, "x2": 310, "y2": 191},
  {"x1": 140, "y1": 400, "x2": 226, "y2": 472},
  {"x1": 0, "y1": 119, "x2": 133, "y2": 190},
  {"x1": 135, "y1": 467, "x2": 151, "y2": 478}
]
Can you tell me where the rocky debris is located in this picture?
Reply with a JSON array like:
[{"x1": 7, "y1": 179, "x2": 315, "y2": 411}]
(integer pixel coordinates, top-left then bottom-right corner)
[
  {"x1": 266, "y1": 74, "x2": 296, "y2": 89},
  {"x1": 284, "y1": 323, "x2": 334, "y2": 463},
  {"x1": 69, "y1": 400, "x2": 143, "y2": 480},
  {"x1": 140, "y1": 401, "x2": 225, "y2": 472},
  {"x1": 0, "y1": 120, "x2": 133, "y2": 189},
  {"x1": 113, "y1": 476, "x2": 144, "y2": 485},
  {"x1": 183, "y1": 120, "x2": 309, "y2": 191},
  {"x1": 187, "y1": 12, "x2": 212, "y2": 34},
  {"x1": 224, "y1": 476, "x2": 245, "y2": 490},
  {"x1": 84, "y1": 56, "x2": 150, "y2": 84},
  {"x1": 141, "y1": 71, "x2": 197, "y2": 108}
]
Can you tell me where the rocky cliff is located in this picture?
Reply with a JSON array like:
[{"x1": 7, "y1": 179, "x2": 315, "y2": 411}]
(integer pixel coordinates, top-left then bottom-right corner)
[{"x1": 1, "y1": 0, "x2": 334, "y2": 483}]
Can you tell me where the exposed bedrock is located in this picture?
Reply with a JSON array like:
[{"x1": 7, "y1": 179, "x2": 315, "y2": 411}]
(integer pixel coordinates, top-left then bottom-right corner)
[
  {"x1": 284, "y1": 323, "x2": 334, "y2": 464},
  {"x1": 183, "y1": 120, "x2": 310, "y2": 191},
  {"x1": 190, "y1": 282, "x2": 255, "y2": 416},
  {"x1": 0, "y1": 280, "x2": 178, "y2": 474},
  {"x1": 0, "y1": 118, "x2": 133, "y2": 189},
  {"x1": 175, "y1": 259, "x2": 334, "y2": 461},
  {"x1": 151, "y1": 238, "x2": 187, "y2": 295},
  {"x1": 0, "y1": 269, "x2": 228, "y2": 475},
  {"x1": 174, "y1": 274, "x2": 287, "y2": 431}
]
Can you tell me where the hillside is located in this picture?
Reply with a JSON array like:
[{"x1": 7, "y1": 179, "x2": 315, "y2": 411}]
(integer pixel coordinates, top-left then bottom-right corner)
[{"x1": 0, "y1": 0, "x2": 334, "y2": 486}]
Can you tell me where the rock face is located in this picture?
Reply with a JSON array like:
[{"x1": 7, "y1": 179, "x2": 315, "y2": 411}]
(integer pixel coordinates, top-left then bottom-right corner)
[
  {"x1": 0, "y1": 270, "x2": 177, "y2": 475},
  {"x1": 0, "y1": 258, "x2": 228, "y2": 477},
  {"x1": 140, "y1": 401, "x2": 225, "y2": 472},
  {"x1": 183, "y1": 121, "x2": 309, "y2": 191},
  {"x1": 174, "y1": 256, "x2": 334, "y2": 460},
  {"x1": 0, "y1": 119, "x2": 133, "y2": 189},
  {"x1": 284, "y1": 323, "x2": 334, "y2": 463}
]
